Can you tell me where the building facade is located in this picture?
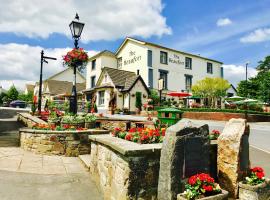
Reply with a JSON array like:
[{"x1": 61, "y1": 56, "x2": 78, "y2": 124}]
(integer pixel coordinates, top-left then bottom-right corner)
[{"x1": 86, "y1": 37, "x2": 223, "y2": 93}]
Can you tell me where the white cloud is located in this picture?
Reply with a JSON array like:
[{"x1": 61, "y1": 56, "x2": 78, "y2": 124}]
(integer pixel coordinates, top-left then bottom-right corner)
[
  {"x1": 0, "y1": 0, "x2": 171, "y2": 42},
  {"x1": 216, "y1": 18, "x2": 232, "y2": 27},
  {"x1": 240, "y1": 28, "x2": 270, "y2": 43},
  {"x1": 223, "y1": 64, "x2": 257, "y2": 86},
  {"x1": 0, "y1": 43, "x2": 97, "y2": 90}
]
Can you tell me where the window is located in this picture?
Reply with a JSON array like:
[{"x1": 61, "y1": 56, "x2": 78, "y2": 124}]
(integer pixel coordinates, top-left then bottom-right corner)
[
  {"x1": 185, "y1": 75, "x2": 193, "y2": 91},
  {"x1": 117, "y1": 57, "x2": 122, "y2": 68},
  {"x1": 98, "y1": 91, "x2": 105, "y2": 105},
  {"x1": 92, "y1": 59, "x2": 96, "y2": 70},
  {"x1": 148, "y1": 68, "x2": 153, "y2": 88},
  {"x1": 160, "y1": 51, "x2": 168, "y2": 64},
  {"x1": 185, "y1": 57, "x2": 192, "y2": 69},
  {"x1": 91, "y1": 76, "x2": 96, "y2": 88},
  {"x1": 159, "y1": 69, "x2": 168, "y2": 89},
  {"x1": 148, "y1": 50, "x2": 152, "y2": 67},
  {"x1": 221, "y1": 67, "x2": 224, "y2": 78},
  {"x1": 207, "y1": 62, "x2": 213, "y2": 74}
]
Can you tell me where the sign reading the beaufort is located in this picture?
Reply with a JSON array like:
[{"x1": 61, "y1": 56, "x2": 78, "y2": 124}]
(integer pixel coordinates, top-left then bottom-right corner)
[
  {"x1": 123, "y1": 51, "x2": 142, "y2": 65},
  {"x1": 169, "y1": 54, "x2": 184, "y2": 65}
]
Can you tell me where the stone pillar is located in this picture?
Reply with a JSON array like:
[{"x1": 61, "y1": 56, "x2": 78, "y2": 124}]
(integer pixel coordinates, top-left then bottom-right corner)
[
  {"x1": 158, "y1": 120, "x2": 210, "y2": 200},
  {"x1": 217, "y1": 118, "x2": 250, "y2": 198}
]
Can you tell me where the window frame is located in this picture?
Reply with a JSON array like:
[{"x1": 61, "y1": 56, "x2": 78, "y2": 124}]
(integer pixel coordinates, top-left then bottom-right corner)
[
  {"x1": 91, "y1": 76, "x2": 96, "y2": 88},
  {"x1": 207, "y1": 62, "x2": 213, "y2": 74},
  {"x1": 91, "y1": 59, "x2": 96, "y2": 70},
  {"x1": 185, "y1": 74, "x2": 193, "y2": 91},
  {"x1": 98, "y1": 91, "x2": 105, "y2": 106},
  {"x1": 159, "y1": 69, "x2": 168, "y2": 90},
  {"x1": 160, "y1": 51, "x2": 168, "y2": 65},
  {"x1": 185, "y1": 57, "x2": 192, "y2": 70}
]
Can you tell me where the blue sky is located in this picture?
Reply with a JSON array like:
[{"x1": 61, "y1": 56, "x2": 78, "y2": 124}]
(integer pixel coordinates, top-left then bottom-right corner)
[{"x1": 0, "y1": 0, "x2": 270, "y2": 89}]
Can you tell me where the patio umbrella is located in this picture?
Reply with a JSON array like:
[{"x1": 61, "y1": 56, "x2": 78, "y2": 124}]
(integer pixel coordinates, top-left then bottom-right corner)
[
  {"x1": 234, "y1": 98, "x2": 258, "y2": 104},
  {"x1": 225, "y1": 96, "x2": 245, "y2": 101},
  {"x1": 167, "y1": 92, "x2": 191, "y2": 98}
]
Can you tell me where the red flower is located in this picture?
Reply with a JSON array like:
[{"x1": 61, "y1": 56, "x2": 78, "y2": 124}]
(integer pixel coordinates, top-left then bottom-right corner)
[
  {"x1": 125, "y1": 133, "x2": 133, "y2": 141},
  {"x1": 188, "y1": 175, "x2": 198, "y2": 186},
  {"x1": 256, "y1": 172, "x2": 265, "y2": 179},
  {"x1": 202, "y1": 185, "x2": 213, "y2": 192},
  {"x1": 251, "y1": 167, "x2": 264, "y2": 173},
  {"x1": 129, "y1": 127, "x2": 137, "y2": 133}
]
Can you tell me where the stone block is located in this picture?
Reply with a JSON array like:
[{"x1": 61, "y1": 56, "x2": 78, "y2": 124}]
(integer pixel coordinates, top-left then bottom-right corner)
[
  {"x1": 239, "y1": 179, "x2": 270, "y2": 200},
  {"x1": 217, "y1": 118, "x2": 250, "y2": 198},
  {"x1": 158, "y1": 120, "x2": 210, "y2": 200}
]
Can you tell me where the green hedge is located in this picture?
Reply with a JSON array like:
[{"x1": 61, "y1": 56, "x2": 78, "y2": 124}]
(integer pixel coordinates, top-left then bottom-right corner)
[{"x1": 154, "y1": 107, "x2": 270, "y2": 116}]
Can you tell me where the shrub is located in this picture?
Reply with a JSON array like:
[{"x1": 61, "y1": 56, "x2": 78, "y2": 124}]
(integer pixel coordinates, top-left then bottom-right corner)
[{"x1": 135, "y1": 92, "x2": 142, "y2": 110}]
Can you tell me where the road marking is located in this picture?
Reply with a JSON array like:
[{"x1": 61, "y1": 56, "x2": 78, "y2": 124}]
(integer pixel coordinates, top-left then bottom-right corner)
[{"x1": 250, "y1": 145, "x2": 270, "y2": 154}]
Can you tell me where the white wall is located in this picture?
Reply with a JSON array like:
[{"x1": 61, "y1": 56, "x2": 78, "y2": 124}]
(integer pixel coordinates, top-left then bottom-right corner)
[
  {"x1": 117, "y1": 41, "x2": 148, "y2": 82},
  {"x1": 51, "y1": 68, "x2": 85, "y2": 83},
  {"x1": 115, "y1": 40, "x2": 222, "y2": 92},
  {"x1": 86, "y1": 55, "x2": 117, "y2": 89}
]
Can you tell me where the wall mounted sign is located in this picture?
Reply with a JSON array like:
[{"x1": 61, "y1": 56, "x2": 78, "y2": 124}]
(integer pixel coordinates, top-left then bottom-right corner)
[
  {"x1": 169, "y1": 54, "x2": 184, "y2": 65},
  {"x1": 124, "y1": 51, "x2": 142, "y2": 65}
]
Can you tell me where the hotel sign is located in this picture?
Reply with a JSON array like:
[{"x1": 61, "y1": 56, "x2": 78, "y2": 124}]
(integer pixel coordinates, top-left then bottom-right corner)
[
  {"x1": 169, "y1": 54, "x2": 184, "y2": 65},
  {"x1": 124, "y1": 51, "x2": 142, "y2": 65}
]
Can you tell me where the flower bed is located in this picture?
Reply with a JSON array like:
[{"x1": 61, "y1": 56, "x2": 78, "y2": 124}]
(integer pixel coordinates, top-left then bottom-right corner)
[
  {"x1": 178, "y1": 173, "x2": 228, "y2": 200},
  {"x1": 111, "y1": 127, "x2": 166, "y2": 144}
]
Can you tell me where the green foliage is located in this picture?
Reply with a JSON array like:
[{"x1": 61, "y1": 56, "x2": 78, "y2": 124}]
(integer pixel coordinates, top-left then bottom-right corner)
[
  {"x1": 237, "y1": 55, "x2": 270, "y2": 103},
  {"x1": 0, "y1": 92, "x2": 7, "y2": 105},
  {"x1": 149, "y1": 89, "x2": 159, "y2": 105},
  {"x1": 93, "y1": 103, "x2": 98, "y2": 113},
  {"x1": 31, "y1": 103, "x2": 37, "y2": 114},
  {"x1": 7, "y1": 85, "x2": 19, "y2": 101},
  {"x1": 18, "y1": 91, "x2": 33, "y2": 102},
  {"x1": 135, "y1": 92, "x2": 142, "y2": 110},
  {"x1": 192, "y1": 77, "x2": 230, "y2": 108}
]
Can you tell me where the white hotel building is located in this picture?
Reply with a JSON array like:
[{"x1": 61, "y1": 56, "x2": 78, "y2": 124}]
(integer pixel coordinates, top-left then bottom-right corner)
[{"x1": 85, "y1": 37, "x2": 223, "y2": 95}]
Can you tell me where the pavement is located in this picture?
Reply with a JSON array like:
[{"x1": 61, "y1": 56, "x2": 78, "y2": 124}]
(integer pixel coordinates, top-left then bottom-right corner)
[{"x1": 0, "y1": 147, "x2": 102, "y2": 200}]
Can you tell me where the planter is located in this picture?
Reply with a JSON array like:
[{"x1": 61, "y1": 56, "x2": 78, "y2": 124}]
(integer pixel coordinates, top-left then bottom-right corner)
[
  {"x1": 85, "y1": 121, "x2": 96, "y2": 129},
  {"x1": 61, "y1": 122, "x2": 85, "y2": 128},
  {"x1": 239, "y1": 179, "x2": 270, "y2": 200},
  {"x1": 177, "y1": 190, "x2": 229, "y2": 200}
]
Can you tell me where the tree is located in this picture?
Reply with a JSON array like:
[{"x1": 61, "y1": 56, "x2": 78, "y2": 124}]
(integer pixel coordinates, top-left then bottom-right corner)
[
  {"x1": 6, "y1": 85, "x2": 19, "y2": 101},
  {"x1": 192, "y1": 77, "x2": 230, "y2": 108},
  {"x1": 237, "y1": 55, "x2": 270, "y2": 103},
  {"x1": 257, "y1": 55, "x2": 270, "y2": 73},
  {"x1": 18, "y1": 91, "x2": 33, "y2": 102},
  {"x1": 0, "y1": 92, "x2": 7, "y2": 105}
]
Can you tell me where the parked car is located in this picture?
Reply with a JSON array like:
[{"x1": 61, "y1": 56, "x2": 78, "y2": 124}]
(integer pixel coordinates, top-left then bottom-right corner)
[{"x1": 9, "y1": 100, "x2": 27, "y2": 108}]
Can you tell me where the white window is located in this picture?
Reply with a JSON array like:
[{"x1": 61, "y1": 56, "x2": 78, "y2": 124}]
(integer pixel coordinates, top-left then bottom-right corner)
[{"x1": 98, "y1": 91, "x2": 105, "y2": 105}]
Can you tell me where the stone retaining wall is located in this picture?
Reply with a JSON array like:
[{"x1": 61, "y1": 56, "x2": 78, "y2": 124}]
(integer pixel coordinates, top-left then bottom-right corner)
[
  {"x1": 17, "y1": 112, "x2": 47, "y2": 128},
  {"x1": 89, "y1": 134, "x2": 162, "y2": 200},
  {"x1": 20, "y1": 128, "x2": 109, "y2": 156}
]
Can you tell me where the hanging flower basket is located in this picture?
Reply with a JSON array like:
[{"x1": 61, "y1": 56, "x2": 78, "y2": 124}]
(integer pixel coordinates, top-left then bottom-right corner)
[{"x1": 63, "y1": 48, "x2": 89, "y2": 68}]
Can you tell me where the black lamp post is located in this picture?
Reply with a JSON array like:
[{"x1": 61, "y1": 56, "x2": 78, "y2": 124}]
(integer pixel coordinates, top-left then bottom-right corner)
[
  {"x1": 69, "y1": 13, "x2": 85, "y2": 114},
  {"x1": 38, "y1": 50, "x2": 56, "y2": 113}
]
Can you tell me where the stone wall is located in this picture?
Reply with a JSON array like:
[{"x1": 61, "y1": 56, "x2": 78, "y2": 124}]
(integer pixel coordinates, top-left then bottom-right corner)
[
  {"x1": 20, "y1": 128, "x2": 109, "y2": 156},
  {"x1": 89, "y1": 134, "x2": 162, "y2": 200}
]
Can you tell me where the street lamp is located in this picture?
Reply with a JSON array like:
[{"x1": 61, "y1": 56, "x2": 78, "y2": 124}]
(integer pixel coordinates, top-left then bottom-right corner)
[
  {"x1": 69, "y1": 13, "x2": 85, "y2": 114},
  {"x1": 38, "y1": 50, "x2": 56, "y2": 113},
  {"x1": 245, "y1": 61, "x2": 250, "y2": 120}
]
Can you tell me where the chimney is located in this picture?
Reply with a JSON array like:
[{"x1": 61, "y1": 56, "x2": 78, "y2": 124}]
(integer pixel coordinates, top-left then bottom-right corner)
[{"x1": 137, "y1": 69, "x2": 140, "y2": 75}]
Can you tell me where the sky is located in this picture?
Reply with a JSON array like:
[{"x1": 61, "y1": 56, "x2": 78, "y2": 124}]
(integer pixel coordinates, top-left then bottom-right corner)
[{"x1": 0, "y1": 0, "x2": 270, "y2": 91}]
